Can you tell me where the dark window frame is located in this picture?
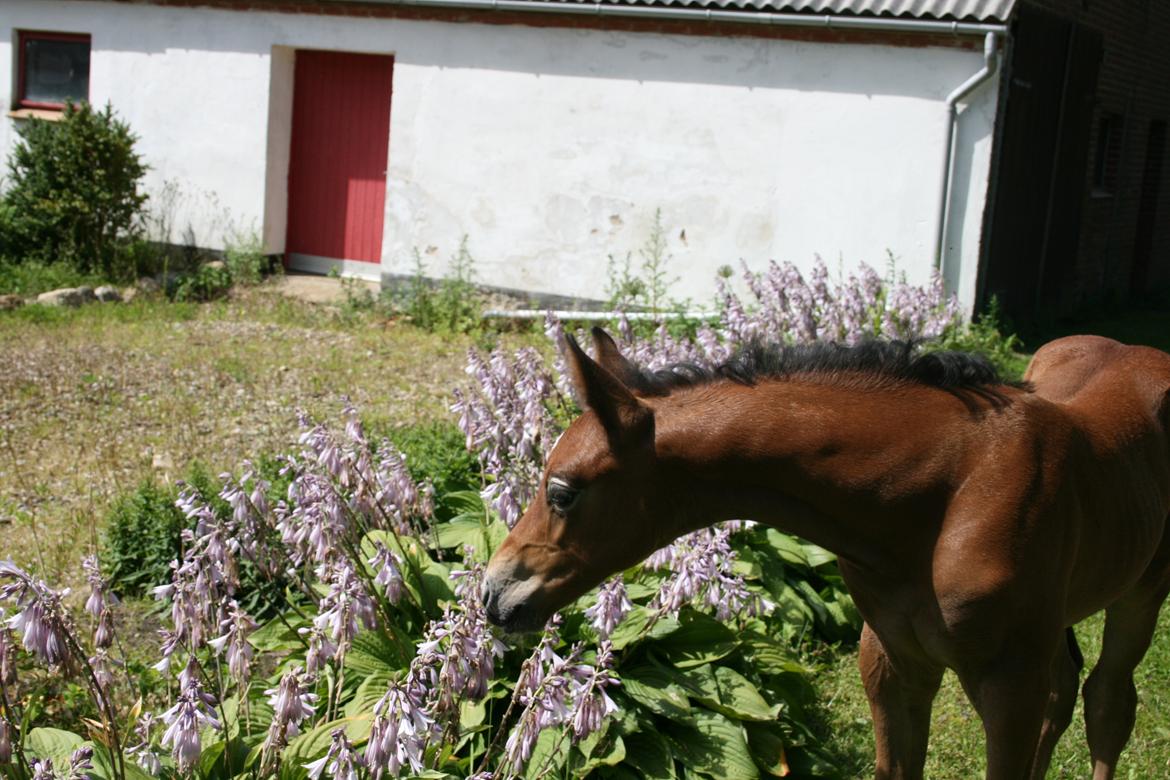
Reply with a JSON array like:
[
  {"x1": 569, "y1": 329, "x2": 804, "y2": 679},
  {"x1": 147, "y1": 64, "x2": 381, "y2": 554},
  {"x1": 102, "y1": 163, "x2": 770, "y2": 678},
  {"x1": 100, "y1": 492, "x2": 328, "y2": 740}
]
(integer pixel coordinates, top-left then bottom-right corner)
[{"x1": 16, "y1": 30, "x2": 91, "y2": 111}]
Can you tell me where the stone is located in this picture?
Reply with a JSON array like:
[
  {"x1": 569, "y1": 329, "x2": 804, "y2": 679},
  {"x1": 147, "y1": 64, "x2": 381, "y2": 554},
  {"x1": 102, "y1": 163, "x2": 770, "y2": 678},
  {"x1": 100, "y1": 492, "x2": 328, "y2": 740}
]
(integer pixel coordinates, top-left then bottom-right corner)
[
  {"x1": 121, "y1": 286, "x2": 138, "y2": 303},
  {"x1": 36, "y1": 287, "x2": 86, "y2": 307},
  {"x1": 204, "y1": 260, "x2": 227, "y2": 271},
  {"x1": 75, "y1": 286, "x2": 97, "y2": 303},
  {"x1": 94, "y1": 285, "x2": 122, "y2": 302},
  {"x1": 0, "y1": 294, "x2": 23, "y2": 311},
  {"x1": 136, "y1": 276, "x2": 162, "y2": 293}
]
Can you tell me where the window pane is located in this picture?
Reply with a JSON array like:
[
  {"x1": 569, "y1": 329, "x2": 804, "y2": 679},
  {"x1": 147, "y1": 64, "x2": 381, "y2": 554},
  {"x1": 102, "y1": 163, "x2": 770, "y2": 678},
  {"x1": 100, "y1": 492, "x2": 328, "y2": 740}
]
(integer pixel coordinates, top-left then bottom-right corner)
[{"x1": 23, "y1": 37, "x2": 90, "y2": 105}]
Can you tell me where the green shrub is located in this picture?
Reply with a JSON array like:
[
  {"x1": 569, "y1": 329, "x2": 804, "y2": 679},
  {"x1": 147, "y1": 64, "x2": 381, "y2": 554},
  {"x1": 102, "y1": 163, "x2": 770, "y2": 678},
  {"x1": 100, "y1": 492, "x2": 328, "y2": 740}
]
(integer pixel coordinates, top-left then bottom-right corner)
[
  {"x1": 223, "y1": 230, "x2": 270, "y2": 286},
  {"x1": 101, "y1": 479, "x2": 185, "y2": 597},
  {"x1": 385, "y1": 237, "x2": 485, "y2": 333},
  {"x1": 937, "y1": 296, "x2": 1029, "y2": 380},
  {"x1": 169, "y1": 262, "x2": 232, "y2": 301},
  {"x1": 3, "y1": 102, "x2": 148, "y2": 278}
]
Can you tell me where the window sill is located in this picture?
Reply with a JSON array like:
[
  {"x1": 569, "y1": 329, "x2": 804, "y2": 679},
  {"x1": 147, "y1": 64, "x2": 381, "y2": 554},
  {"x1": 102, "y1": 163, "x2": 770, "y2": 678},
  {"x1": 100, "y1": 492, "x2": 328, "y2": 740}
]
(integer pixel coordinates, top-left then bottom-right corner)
[{"x1": 7, "y1": 107, "x2": 65, "y2": 122}]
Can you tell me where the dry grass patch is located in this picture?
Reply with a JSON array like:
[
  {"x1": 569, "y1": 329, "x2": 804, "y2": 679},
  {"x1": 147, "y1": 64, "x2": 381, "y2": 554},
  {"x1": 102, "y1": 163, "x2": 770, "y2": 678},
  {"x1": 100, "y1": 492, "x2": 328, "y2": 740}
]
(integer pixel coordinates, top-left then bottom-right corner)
[{"x1": 0, "y1": 291, "x2": 535, "y2": 586}]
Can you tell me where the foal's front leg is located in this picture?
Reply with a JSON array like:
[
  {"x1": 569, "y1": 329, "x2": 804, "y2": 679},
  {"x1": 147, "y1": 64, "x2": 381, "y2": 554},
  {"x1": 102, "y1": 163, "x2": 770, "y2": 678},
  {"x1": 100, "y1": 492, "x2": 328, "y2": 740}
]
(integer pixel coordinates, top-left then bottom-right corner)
[
  {"x1": 959, "y1": 648, "x2": 1055, "y2": 779},
  {"x1": 858, "y1": 624, "x2": 943, "y2": 780}
]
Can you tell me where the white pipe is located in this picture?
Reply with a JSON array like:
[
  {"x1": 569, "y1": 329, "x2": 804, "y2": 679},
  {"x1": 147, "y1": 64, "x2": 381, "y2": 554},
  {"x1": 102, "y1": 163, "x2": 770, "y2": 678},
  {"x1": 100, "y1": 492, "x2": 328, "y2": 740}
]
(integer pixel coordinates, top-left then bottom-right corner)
[
  {"x1": 934, "y1": 31, "x2": 1000, "y2": 279},
  {"x1": 352, "y1": 0, "x2": 1009, "y2": 36},
  {"x1": 482, "y1": 308, "x2": 717, "y2": 320}
]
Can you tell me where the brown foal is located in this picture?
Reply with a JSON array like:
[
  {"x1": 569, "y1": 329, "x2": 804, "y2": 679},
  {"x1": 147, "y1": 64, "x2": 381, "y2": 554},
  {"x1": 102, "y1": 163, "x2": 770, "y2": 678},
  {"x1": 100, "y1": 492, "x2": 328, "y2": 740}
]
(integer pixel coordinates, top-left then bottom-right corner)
[{"x1": 482, "y1": 329, "x2": 1170, "y2": 779}]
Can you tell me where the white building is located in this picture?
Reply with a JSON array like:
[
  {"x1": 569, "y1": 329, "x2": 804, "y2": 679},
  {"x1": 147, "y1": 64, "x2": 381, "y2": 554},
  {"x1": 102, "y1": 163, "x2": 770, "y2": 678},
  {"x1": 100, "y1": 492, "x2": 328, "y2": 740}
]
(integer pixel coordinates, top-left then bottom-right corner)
[{"x1": 2, "y1": 0, "x2": 1019, "y2": 312}]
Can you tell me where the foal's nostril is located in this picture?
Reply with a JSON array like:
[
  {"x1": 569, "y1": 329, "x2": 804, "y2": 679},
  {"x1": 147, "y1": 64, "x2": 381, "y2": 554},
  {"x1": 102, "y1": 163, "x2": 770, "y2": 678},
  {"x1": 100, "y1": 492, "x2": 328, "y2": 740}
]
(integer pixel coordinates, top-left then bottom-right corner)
[{"x1": 482, "y1": 579, "x2": 503, "y2": 626}]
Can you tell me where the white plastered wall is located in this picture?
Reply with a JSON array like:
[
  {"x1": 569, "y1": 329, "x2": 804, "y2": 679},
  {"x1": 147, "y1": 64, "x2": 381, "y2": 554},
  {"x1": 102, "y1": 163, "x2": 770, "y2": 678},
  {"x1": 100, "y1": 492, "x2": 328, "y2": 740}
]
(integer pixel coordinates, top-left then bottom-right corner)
[{"x1": 1, "y1": 1, "x2": 1000, "y2": 312}]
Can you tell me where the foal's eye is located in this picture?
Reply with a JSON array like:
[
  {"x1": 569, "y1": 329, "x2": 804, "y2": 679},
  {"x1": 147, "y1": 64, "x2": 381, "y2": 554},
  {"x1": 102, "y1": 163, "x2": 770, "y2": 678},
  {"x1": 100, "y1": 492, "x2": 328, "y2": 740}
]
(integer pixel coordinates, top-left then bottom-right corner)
[{"x1": 546, "y1": 478, "x2": 580, "y2": 514}]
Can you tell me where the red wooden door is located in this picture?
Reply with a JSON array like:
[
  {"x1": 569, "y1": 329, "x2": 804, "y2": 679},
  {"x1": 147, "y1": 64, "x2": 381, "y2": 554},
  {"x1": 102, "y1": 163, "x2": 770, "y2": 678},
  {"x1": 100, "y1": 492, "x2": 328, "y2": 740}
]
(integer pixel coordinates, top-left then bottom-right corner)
[{"x1": 287, "y1": 50, "x2": 393, "y2": 268}]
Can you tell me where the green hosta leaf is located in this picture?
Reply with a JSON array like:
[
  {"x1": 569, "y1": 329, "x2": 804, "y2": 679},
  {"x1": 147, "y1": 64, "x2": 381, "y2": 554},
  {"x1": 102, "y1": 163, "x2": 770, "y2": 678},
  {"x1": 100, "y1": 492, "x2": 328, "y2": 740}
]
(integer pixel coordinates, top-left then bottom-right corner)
[
  {"x1": 460, "y1": 697, "x2": 487, "y2": 730},
  {"x1": 663, "y1": 708, "x2": 759, "y2": 780},
  {"x1": 622, "y1": 729, "x2": 676, "y2": 779},
  {"x1": 742, "y1": 630, "x2": 812, "y2": 678},
  {"x1": 744, "y1": 721, "x2": 791, "y2": 777},
  {"x1": 581, "y1": 734, "x2": 626, "y2": 773},
  {"x1": 26, "y1": 728, "x2": 84, "y2": 763},
  {"x1": 526, "y1": 726, "x2": 570, "y2": 778},
  {"x1": 346, "y1": 669, "x2": 398, "y2": 718},
  {"x1": 652, "y1": 610, "x2": 738, "y2": 668},
  {"x1": 608, "y1": 605, "x2": 673, "y2": 650},
  {"x1": 346, "y1": 629, "x2": 406, "y2": 677},
  {"x1": 621, "y1": 664, "x2": 692, "y2": 719},
  {"x1": 801, "y1": 542, "x2": 836, "y2": 569},
  {"x1": 673, "y1": 665, "x2": 778, "y2": 722},
  {"x1": 432, "y1": 513, "x2": 507, "y2": 559},
  {"x1": 442, "y1": 489, "x2": 488, "y2": 516},
  {"x1": 764, "y1": 530, "x2": 810, "y2": 568},
  {"x1": 246, "y1": 616, "x2": 307, "y2": 653},
  {"x1": 219, "y1": 693, "x2": 277, "y2": 740},
  {"x1": 198, "y1": 736, "x2": 251, "y2": 780}
]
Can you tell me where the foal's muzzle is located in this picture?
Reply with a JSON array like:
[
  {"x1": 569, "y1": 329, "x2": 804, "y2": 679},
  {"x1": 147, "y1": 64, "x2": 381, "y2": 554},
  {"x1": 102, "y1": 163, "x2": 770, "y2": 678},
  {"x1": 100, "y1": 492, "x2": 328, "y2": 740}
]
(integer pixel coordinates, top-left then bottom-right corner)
[{"x1": 481, "y1": 564, "x2": 545, "y2": 633}]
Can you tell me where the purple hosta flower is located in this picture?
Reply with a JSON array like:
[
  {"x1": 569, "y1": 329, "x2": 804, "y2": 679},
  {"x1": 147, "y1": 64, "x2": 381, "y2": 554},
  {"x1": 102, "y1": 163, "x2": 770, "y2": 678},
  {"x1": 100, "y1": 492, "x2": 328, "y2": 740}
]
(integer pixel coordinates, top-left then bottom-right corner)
[
  {"x1": 569, "y1": 642, "x2": 620, "y2": 741},
  {"x1": 64, "y1": 746, "x2": 93, "y2": 780},
  {"x1": 369, "y1": 441, "x2": 432, "y2": 536},
  {"x1": 208, "y1": 601, "x2": 257, "y2": 688},
  {"x1": 453, "y1": 346, "x2": 558, "y2": 528},
  {"x1": 651, "y1": 527, "x2": 772, "y2": 622},
  {"x1": 364, "y1": 676, "x2": 436, "y2": 778},
  {"x1": 219, "y1": 464, "x2": 276, "y2": 577},
  {"x1": 263, "y1": 668, "x2": 318, "y2": 757},
  {"x1": 93, "y1": 609, "x2": 115, "y2": 650},
  {"x1": 504, "y1": 633, "x2": 620, "y2": 776},
  {"x1": 0, "y1": 718, "x2": 12, "y2": 764},
  {"x1": 415, "y1": 602, "x2": 506, "y2": 715},
  {"x1": 278, "y1": 470, "x2": 351, "y2": 568},
  {"x1": 300, "y1": 624, "x2": 337, "y2": 676},
  {"x1": 31, "y1": 758, "x2": 54, "y2": 780},
  {"x1": 0, "y1": 560, "x2": 73, "y2": 667},
  {"x1": 82, "y1": 554, "x2": 117, "y2": 619},
  {"x1": 305, "y1": 728, "x2": 364, "y2": 780},
  {"x1": 127, "y1": 713, "x2": 163, "y2": 776},
  {"x1": 368, "y1": 542, "x2": 404, "y2": 604},
  {"x1": 312, "y1": 560, "x2": 376, "y2": 664},
  {"x1": 160, "y1": 660, "x2": 220, "y2": 773},
  {"x1": 584, "y1": 577, "x2": 632, "y2": 639},
  {"x1": 299, "y1": 414, "x2": 351, "y2": 488}
]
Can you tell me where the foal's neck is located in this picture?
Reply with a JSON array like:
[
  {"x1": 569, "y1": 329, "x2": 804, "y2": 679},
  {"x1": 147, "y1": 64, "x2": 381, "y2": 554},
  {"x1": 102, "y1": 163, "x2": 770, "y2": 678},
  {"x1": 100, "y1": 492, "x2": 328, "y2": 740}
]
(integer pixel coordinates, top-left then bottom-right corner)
[{"x1": 652, "y1": 378, "x2": 981, "y2": 571}]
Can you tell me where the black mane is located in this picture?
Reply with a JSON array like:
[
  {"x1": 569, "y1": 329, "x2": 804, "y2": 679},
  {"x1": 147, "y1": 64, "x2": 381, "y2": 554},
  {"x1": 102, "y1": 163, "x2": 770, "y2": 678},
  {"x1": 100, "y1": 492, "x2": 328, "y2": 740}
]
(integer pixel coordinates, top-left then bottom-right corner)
[{"x1": 632, "y1": 340, "x2": 1025, "y2": 398}]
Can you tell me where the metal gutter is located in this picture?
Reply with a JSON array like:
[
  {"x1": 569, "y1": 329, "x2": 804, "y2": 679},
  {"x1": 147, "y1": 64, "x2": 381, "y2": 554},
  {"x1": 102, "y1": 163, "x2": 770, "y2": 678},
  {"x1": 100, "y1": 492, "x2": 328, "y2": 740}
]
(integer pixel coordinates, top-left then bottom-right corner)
[
  {"x1": 351, "y1": 0, "x2": 1010, "y2": 35},
  {"x1": 933, "y1": 30, "x2": 1000, "y2": 281}
]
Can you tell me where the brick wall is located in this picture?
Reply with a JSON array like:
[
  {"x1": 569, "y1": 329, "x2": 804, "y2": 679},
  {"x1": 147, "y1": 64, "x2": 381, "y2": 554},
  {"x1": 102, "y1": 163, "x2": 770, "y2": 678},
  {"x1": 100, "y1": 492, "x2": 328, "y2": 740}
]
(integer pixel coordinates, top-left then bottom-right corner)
[{"x1": 1024, "y1": 0, "x2": 1170, "y2": 302}]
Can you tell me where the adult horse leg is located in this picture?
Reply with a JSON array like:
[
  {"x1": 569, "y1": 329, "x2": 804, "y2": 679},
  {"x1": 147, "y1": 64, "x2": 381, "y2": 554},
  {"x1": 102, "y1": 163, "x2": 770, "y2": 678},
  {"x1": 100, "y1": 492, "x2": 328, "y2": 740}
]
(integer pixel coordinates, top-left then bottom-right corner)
[
  {"x1": 1082, "y1": 580, "x2": 1170, "y2": 780},
  {"x1": 1029, "y1": 628, "x2": 1084, "y2": 779},
  {"x1": 858, "y1": 624, "x2": 943, "y2": 780}
]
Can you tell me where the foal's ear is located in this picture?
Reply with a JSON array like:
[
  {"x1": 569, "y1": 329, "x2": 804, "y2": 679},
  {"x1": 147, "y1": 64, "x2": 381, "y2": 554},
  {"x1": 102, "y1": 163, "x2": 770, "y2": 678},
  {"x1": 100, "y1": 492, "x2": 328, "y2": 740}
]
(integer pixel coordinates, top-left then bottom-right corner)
[
  {"x1": 590, "y1": 327, "x2": 657, "y2": 396},
  {"x1": 564, "y1": 333, "x2": 653, "y2": 448}
]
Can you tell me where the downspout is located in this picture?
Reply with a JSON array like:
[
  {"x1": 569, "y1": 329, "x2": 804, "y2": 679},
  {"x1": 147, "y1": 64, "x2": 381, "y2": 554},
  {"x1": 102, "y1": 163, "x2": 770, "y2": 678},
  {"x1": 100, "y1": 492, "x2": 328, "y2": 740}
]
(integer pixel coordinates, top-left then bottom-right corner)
[{"x1": 934, "y1": 31, "x2": 1000, "y2": 287}]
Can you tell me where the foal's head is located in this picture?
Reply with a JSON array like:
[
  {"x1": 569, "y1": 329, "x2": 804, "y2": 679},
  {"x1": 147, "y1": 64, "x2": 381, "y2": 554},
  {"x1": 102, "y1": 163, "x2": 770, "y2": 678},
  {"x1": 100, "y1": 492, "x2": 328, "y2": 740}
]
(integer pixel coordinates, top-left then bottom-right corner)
[{"x1": 482, "y1": 328, "x2": 678, "y2": 632}]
